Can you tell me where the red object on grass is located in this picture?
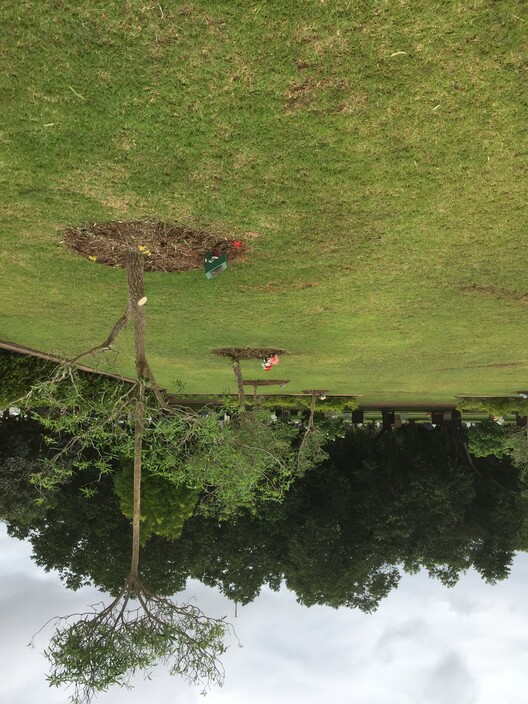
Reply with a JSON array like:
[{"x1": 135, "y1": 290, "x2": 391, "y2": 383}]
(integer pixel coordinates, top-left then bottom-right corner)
[{"x1": 233, "y1": 240, "x2": 243, "y2": 248}]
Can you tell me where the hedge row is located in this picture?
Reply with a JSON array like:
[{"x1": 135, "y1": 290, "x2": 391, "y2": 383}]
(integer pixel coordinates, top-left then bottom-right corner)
[
  {"x1": 256, "y1": 395, "x2": 359, "y2": 413},
  {"x1": 0, "y1": 351, "x2": 55, "y2": 408},
  {"x1": 457, "y1": 397, "x2": 528, "y2": 416}
]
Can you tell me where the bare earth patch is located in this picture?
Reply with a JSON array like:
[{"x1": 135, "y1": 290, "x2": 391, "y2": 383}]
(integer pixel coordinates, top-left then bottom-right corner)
[
  {"x1": 236, "y1": 281, "x2": 319, "y2": 293},
  {"x1": 459, "y1": 283, "x2": 528, "y2": 304},
  {"x1": 213, "y1": 347, "x2": 287, "y2": 360},
  {"x1": 63, "y1": 221, "x2": 246, "y2": 272},
  {"x1": 440, "y1": 360, "x2": 528, "y2": 371}
]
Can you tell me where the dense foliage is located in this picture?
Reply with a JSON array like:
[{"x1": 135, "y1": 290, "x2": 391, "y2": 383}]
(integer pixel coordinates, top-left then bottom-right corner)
[
  {"x1": 44, "y1": 582, "x2": 228, "y2": 703},
  {"x1": 115, "y1": 462, "x2": 199, "y2": 545},
  {"x1": 4, "y1": 420, "x2": 526, "y2": 612},
  {"x1": 0, "y1": 349, "x2": 133, "y2": 411},
  {"x1": 175, "y1": 412, "x2": 326, "y2": 518},
  {"x1": 0, "y1": 417, "x2": 48, "y2": 524},
  {"x1": 0, "y1": 350, "x2": 54, "y2": 408},
  {"x1": 179, "y1": 427, "x2": 525, "y2": 609},
  {"x1": 468, "y1": 420, "x2": 514, "y2": 458},
  {"x1": 509, "y1": 427, "x2": 528, "y2": 480},
  {"x1": 25, "y1": 368, "x2": 317, "y2": 519},
  {"x1": 458, "y1": 397, "x2": 528, "y2": 416}
]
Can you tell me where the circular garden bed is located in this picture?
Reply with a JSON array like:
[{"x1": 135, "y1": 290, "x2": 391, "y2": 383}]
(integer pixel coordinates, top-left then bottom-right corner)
[{"x1": 63, "y1": 220, "x2": 246, "y2": 272}]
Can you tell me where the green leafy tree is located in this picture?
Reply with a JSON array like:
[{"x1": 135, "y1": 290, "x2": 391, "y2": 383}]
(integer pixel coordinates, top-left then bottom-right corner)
[
  {"x1": 458, "y1": 396, "x2": 528, "y2": 416},
  {"x1": 5, "y1": 465, "x2": 193, "y2": 597},
  {"x1": 9, "y1": 413, "x2": 525, "y2": 620},
  {"x1": 182, "y1": 426, "x2": 526, "y2": 608},
  {"x1": 40, "y1": 582, "x2": 229, "y2": 702},
  {"x1": 8, "y1": 469, "x2": 133, "y2": 593},
  {"x1": 25, "y1": 249, "x2": 231, "y2": 703},
  {"x1": 0, "y1": 417, "x2": 48, "y2": 525},
  {"x1": 115, "y1": 462, "x2": 199, "y2": 545},
  {"x1": 468, "y1": 420, "x2": 513, "y2": 458},
  {"x1": 27, "y1": 363, "x2": 311, "y2": 522},
  {"x1": 508, "y1": 425, "x2": 528, "y2": 481},
  {"x1": 295, "y1": 390, "x2": 329, "y2": 477},
  {"x1": 176, "y1": 410, "x2": 321, "y2": 518}
]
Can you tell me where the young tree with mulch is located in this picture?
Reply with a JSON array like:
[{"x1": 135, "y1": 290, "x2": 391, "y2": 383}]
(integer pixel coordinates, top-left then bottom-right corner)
[
  {"x1": 25, "y1": 248, "x2": 233, "y2": 703},
  {"x1": 213, "y1": 347, "x2": 286, "y2": 410},
  {"x1": 209, "y1": 352, "x2": 327, "y2": 501}
]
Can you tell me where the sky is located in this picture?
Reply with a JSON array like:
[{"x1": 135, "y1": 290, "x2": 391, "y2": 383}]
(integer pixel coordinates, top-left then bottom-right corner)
[{"x1": 2, "y1": 522, "x2": 528, "y2": 704}]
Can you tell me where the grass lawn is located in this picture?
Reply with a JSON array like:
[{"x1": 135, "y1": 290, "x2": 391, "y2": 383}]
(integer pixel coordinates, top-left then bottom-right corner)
[{"x1": 1, "y1": 0, "x2": 526, "y2": 404}]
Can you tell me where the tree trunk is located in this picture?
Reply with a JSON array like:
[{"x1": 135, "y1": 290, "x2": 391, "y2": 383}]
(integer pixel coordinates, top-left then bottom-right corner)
[
  {"x1": 127, "y1": 250, "x2": 146, "y2": 308},
  {"x1": 129, "y1": 252, "x2": 147, "y2": 379},
  {"x1": 130, "y1": 379, "x2": 145, "y2": 577},
  {"x1": 232, "y1": 358, "x2": 245, "y2": 410},
  {"x1": 127, "y1": 250, "x2": 147, "y2": 578},
  {"x1": 309, "y1": 393, "x2": 316, "y2": 431}
]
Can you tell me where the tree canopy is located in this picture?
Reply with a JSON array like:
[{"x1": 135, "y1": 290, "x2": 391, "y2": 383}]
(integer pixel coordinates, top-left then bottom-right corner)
[
  {"x1": 115, "y1": 462, "x2": 199, "y2": 545},
  {"x1": 4, "y1": 420, "x2": 526, "y2": 613},
  {"x1": 0, "y1": 349, "x2": 54, "y2": 408},
  {"x1": 0, "y1": 416, "x2": 48, "y2": 525},
  {"x1": 468, "y1": 420, "x2": 514, "y2": 458}
]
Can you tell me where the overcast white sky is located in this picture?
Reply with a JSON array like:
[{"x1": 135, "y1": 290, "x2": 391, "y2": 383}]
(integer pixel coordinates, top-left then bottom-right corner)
[{"x1": 2, "y1": 521, "x2": 528, "y2": 704}]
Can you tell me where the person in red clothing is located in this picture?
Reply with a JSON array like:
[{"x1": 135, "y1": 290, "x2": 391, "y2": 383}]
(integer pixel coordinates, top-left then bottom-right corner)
[{"x1": 262, "y1": 353, "x2": 280, "y2": 371}]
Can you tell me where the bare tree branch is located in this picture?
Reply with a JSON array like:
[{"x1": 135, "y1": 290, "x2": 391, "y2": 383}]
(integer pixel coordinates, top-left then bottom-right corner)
[{"x1": 69, "y1": 306, "x2": 132, "y2": 366}]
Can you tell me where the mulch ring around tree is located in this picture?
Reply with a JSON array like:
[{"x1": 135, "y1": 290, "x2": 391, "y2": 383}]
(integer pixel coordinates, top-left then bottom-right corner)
[
  {"x1": 213, "y1": 347, "x2": 287, "y2": 360},
  {"x1": 62, "y1": 221, "x2": 247, "y2": 272}
]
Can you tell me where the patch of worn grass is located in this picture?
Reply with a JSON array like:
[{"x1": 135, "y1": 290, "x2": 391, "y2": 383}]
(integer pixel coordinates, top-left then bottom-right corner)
[{"x1": 0, "y1": 0, "x2": 526, "y2": 403}]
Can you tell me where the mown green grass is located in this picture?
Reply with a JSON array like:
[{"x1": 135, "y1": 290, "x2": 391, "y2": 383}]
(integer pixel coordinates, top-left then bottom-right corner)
[{"x1": 1, "y1": 0, "x2": 526, "y2": 403}]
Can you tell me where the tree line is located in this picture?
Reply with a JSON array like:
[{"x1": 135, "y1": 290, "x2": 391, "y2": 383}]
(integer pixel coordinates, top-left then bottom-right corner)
[{"x1": 3, "y1": 417, "x2": 526, "y2": 617}]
